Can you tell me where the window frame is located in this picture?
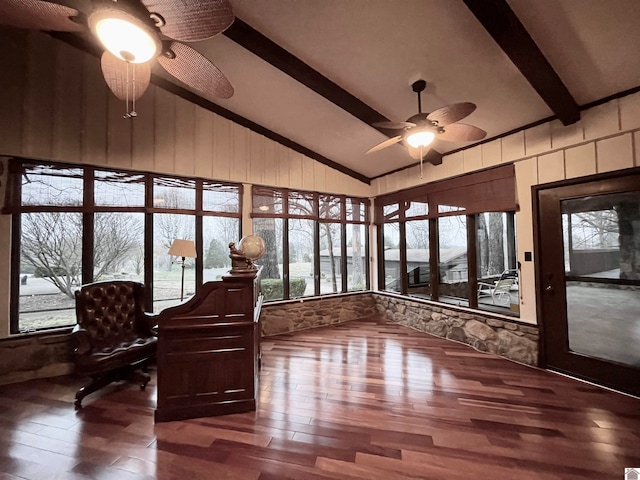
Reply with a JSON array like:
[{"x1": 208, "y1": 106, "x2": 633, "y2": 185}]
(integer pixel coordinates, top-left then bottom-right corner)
[
  {"x1": 375, "y1": 165, "x2": 519, "y2": 316},
  {"x1": 251, "y1": 186, "x2": 370, "y2": 302},
  {"x1": 7, "y1": 159, "x2": 242, "y2": 334}
]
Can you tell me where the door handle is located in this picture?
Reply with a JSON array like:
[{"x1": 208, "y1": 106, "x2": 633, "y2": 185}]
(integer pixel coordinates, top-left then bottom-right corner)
[{"x1": 545, "y1": 285, "x2": 554, "y2": 292}]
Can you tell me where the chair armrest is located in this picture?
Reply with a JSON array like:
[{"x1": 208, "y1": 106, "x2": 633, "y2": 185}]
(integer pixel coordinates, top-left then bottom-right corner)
[
  {"x1": 70, "y1": 324, "x2": 93, "y2": 356},
  {"x1": 140, "y1": 312, "x2": 159, "y2": 337},
  {"x1": 477, "y1": 281, "x2": 494, "y2": 289}
]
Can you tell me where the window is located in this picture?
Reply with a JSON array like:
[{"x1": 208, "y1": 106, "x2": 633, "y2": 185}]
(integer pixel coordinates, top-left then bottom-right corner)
[
  {"x1": 19, "y1": 211, "x2": 82, "y2": 331},
  {"x1": 319, "y1": 194, "x2": 343, "y2": 294},
  {"x1": 405, "y1": 199, "x2": 429, "y2": 298},
  {"x1": 476, "y1": 212, "x2": 518, "y2": 312},
  {"x1": 153, "y1": 213, "x2": 195, "y2": 310},
  {"x1": 252, "y1": 186, "x2": 369, "y2": 302},
  {"x1": 254, "y1": 216, "x2": 284, "y2": 300},
  {"x1": 8, "y1": 160, "x2": 241, "y2": 333},
  {"x1": 375, "y1": 165, "x2": 519, "y2": 316},
  {"x1": 438, "y1": 215, "x2": 468, "y2": 302}
]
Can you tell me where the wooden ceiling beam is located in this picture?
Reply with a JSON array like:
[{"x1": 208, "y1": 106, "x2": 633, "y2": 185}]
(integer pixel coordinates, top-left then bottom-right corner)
[
  {"x1": 463, "y1": 0, "x2": 580, "y2": 125},
  {"x1": 224, "y1": 19, "x2": 388, "y2": 128},
  {"x1": 224, "y1": 18, "x2": 443, "y2": 168}
]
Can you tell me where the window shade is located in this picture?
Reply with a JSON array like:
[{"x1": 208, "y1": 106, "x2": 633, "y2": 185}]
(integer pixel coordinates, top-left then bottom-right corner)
[{"x1": 375, "y1": 164, "x2": 518, "y2": 223}]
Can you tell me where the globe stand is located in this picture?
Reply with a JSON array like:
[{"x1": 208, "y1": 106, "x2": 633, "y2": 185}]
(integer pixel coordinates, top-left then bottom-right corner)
[{"x1": 228, "y1": 242, "x2": 257, "y2": 273}]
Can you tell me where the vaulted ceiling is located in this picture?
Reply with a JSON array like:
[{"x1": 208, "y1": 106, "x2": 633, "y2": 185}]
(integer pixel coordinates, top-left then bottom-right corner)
[{"x1": 9, "y1": 0, "x2": 640, "y2": 183}]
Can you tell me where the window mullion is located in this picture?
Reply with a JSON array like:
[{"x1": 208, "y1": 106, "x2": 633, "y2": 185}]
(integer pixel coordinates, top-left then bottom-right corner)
[
  {"x1": 144, "y1": 173, "x2": 154, "y2": 310},
  {"x1": 467, "y1": 214, "x2": 478, "y2": 308},
  {"x1": 429, "y1": 218, "x2": 439, "y2": 300},
  {"x1": 399, "y1": 222, "x2": 407, "y2": 295},
  {"x1": 314, "y1": 219, "x2": 320, "y2": 295},
  {"x1": 82, "y1": 167, "x2": 94, "y2": 284}
]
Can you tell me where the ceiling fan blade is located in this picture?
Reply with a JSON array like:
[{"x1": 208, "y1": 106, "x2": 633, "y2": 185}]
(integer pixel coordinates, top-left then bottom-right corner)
[
  {"x1": 427, "y1": 102, "x2": 476, "y2": 126},
  {"x1": 141, "y1": 0, "x2": 234, "y2": 42},
  {"x1": 101, "y1": 51, "x2": 151, "y2": 101},
  {"x1": 0, "y1": 0, "x2": 82, "y2": 32},
  {"x1": 407, "y1": 144, "x2": 432, "y2": 160},
  {"x1": 157, "y1": 42, "x2": 233, "y2": 99},
  {"x1": 437, "y1": 123, "x2": 487, "y2": 142},
  {"x1": 365, "y1": 136, "x2": 402, "y2": 154},
  {"x1": 372, "y1": 121, "x2": 416, "y2": 130}
]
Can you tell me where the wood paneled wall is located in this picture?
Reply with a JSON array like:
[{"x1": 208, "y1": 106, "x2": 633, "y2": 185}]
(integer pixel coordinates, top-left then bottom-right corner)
[{"x1": 0, "y1": 27, "x2": 371, "y2": 197}]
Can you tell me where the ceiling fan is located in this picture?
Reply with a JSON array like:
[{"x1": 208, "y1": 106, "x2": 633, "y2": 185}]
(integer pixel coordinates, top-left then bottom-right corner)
[
  {"x1": 0, "y1": 0, "x2": 234, "y2": 118},
  {"x1": 366, "y1": 80, "x2": 487, "y2": 174}
]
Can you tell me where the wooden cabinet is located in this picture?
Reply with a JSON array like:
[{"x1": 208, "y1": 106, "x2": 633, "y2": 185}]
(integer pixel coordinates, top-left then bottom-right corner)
[{"x1": 154, "y1": 271, "x2": 262, "y2": 423}]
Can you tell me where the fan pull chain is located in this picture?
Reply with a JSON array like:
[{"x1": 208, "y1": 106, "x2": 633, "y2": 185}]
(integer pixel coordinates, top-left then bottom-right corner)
[
  {"x1": 122, "y1": 63, "x2": 138, "y2": 119},
  {"x1": 419, "y1": 145, "x2": 424, "y2": 179},
  {"x1": 131, "y1": 64, "x2": 137, "y2": 118},
  {"x1": 124, "y1": 62, "x2": 131, "y2": 119}
]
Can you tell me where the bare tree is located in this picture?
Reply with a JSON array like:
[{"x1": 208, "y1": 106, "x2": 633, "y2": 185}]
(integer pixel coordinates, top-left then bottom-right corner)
[
  {"x1": 406, "y1": 221, "x2": 428, "y2": 249},
  {"x1": 131, "y1": 245, "x2": 144, "y2": 275},
  {"x1": 21, "y1": 212, "x2": 82, "y2": 298},
  {"x1": 320, "y1": 222, "x2": 339, "y2": 292},
  {"x1": 571, "y1": 210, "x2": 619, "y2": 249},
  {"x1": 488, "y1": 212, "x2": 505, "y2": 275},
  {"x1": 348, "y1": 202, "x2": 365, "y2": 288},
  {"x1": 350, "y1": 223, "x2": 363, "y2": 287},
  {"x1": 477, "y1": 214, "x2": 489, "y2": 277},
  {"x1": 21, "y1": 211, "x2": 142, "y2": 298},
  {"x1": 255, "y1": 217, "x2": 281, "y2": 279},
  {"x1": 216, "y1": 215, "x2": 241, "y2": 244},
  {"x1": 94, "y1": 213, "x2": 143, "y2": 280}
]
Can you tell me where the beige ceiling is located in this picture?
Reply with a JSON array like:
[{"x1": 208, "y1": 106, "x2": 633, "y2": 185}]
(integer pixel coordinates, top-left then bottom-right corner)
[
  {"x1": 7, "y1": 0, "x2": 640, "y2": 183},
  {"x1": 181, "y1": 0, "x2": 640, "y2": 181}
]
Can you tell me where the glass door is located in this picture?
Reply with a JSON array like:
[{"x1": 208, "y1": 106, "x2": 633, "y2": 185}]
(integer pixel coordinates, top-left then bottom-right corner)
[{"x1": 536, "y1": 171, "x2": 640, "y2": 396}]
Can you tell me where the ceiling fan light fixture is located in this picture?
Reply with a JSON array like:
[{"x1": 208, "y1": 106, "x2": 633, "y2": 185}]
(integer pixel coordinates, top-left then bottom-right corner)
[
  {"x1": 89, "y1": 9, "x2": 160, "y2": 64},
  {"x1": 405, "y1": 129, "x2": 435, "y2": 148}
]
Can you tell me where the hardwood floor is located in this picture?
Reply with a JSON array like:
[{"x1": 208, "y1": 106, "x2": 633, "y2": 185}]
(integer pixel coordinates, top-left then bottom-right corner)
[{"x1": 1, "y1": 317, "x2": 639, "y2": 479}]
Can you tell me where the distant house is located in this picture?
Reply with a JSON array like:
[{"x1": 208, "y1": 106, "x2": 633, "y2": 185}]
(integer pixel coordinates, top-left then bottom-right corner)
[
  {"x1": 379, "y1": 248, "x2": 468, "y2": 285},
  {"x1": 319, "y1": 247, "x2": 366, "y2": 276}
]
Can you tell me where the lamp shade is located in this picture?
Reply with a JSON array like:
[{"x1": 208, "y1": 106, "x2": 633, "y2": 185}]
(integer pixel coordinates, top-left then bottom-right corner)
[{"x1": 168, "y1": 239, "x2": 197, "y2": 258}]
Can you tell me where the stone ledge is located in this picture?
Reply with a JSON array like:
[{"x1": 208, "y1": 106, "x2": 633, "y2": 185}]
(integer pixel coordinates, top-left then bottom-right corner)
[
  {"x1": 261, "y1": 293, "x2": 377, "y2": 336},
  {"x1": 0, "y1": 333, "x2": 73, "y2": 385},
  {"x1": 372, "y1": 293, "x2": 540, "y2": 366}
]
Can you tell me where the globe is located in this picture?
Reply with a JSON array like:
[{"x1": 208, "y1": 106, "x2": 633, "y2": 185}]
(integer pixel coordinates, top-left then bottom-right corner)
[{"x1": 238, "y1": 235, "x2": 266, "y2": 261}]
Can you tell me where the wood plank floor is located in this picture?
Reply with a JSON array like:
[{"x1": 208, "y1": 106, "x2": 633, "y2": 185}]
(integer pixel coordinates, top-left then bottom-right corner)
[{"x1": 1, "y1": 317, "x2": 639, "y2": 479}]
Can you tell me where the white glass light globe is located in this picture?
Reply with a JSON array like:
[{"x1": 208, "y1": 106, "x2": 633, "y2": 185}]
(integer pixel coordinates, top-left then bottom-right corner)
[
  {"x1": 89, "y1": 9, "x2": 160, "y2": 64},
  {"x1": 406, "y1": 129, "x2": 435, "y2": 148},
  {"x1": 95, "y1": 18, "x2": 158, "y2": 63}
]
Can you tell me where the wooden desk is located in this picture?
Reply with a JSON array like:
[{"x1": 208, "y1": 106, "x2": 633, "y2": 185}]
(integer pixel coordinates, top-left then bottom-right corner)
[{"x1": 154, "y1": 270, "x2": 262, "y2": 423}]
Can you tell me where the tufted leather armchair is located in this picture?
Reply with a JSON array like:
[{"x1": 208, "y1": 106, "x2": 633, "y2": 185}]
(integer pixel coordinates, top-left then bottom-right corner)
[{"x1": 71, "y1": 280, "x2": 157, "y2": 409}]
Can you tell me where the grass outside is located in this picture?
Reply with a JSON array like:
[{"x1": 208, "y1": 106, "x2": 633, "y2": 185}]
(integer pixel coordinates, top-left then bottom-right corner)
[
  {"x1": 18, "y1": 269, "x2": 226, "y2": 332},
  {"x1": 17, "y1": 263, "x2": 364, "y2": 331}
]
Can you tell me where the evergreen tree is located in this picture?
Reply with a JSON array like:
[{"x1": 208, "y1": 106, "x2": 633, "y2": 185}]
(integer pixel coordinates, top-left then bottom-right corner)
[{"x1": 204, "y1": 237, "x2": 229, "y2": 269}]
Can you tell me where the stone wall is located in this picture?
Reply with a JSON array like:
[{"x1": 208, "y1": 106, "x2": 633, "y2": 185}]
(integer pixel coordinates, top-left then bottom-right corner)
[
  {"x1": 0, "y1": 332, "x2": 73, "y2": 385},
  {"x1": 1, "y1": 291, "x2": 539, "y2": 385},
  {"x1": 260, "y1": 292, "x2": 377, "y2": 336},
  {"x1": 373, "y1": 293, "x2": 539, "y2": 366}
]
